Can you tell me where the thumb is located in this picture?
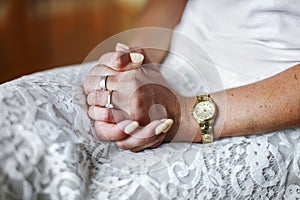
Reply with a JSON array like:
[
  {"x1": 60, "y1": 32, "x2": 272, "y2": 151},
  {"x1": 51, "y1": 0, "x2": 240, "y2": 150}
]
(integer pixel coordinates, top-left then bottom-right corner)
[
  {"x1": 115, "y1": 43, "x2": 145, "y2": 69},
  {"x1": 98, "y1": 51, "x2": 144, "y2": 71},
  {"x1": 112, "y1": 43, "x2": 145, "y2": 71},
  {"x1": 111, "y1": 52, "x2": 144, "y2": 71},
  {"x1": 128, "y1": 52, "x2": 144, "y2": 69}
]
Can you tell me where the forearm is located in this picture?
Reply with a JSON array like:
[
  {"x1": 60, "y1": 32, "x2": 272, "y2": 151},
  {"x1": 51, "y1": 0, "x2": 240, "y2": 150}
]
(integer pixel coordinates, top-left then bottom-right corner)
[
  {"x1": 134, "y1": 0, "x2": 187, "y2": 29},
  {"x1": 211, "y1": 64, "x2": 300, "y2": 138},
  {"x1": 128, "y1": 0, "x2": 188, "y2": 63}
]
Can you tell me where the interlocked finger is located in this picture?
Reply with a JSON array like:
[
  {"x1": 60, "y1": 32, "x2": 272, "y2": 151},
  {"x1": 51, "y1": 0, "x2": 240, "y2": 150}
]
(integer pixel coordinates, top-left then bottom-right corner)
[
  {"x1": 94, "y1": 120, "x2": 131, "y2": 141},
  {"x1": 115, "y1": 118, "x2": 173, "y2": 150},
  {"x1": 98, "y1": 52, "x2": 131, "y2": 70},
  {"x1": 89, "y1": 64, "x2": 118, "y2": 76},
  {"x1": 130, "y1": 134, "x2": 165, "y2": 152},
  {"x1": 115, "y1": 120, "x2": 163, "y2": 150},
  {"x1": 88, "y1": 106, "x2": 129, "y2": 123},
  {"x1": 87, "y1": 90, "x2": 110, "y2": 106},
  {"x1": 84, "y1": 74, "x2": 118, "y2": 94}
]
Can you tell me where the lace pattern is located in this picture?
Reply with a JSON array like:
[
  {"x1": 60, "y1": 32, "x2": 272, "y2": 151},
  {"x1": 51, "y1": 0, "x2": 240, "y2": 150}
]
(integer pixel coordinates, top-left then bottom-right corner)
[{"x1": 0, "y1": 65, "x2": 299, "y2": 199}]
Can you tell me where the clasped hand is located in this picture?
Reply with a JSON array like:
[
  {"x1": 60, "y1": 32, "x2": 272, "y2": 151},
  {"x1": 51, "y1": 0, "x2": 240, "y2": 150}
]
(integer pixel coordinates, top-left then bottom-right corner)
[{"x1": 84, "y1": 44, "x2": 199, "y2": 152}]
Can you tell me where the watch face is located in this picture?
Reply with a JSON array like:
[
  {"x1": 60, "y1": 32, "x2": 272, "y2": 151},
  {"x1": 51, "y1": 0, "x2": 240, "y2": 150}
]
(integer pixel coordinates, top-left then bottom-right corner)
[{"x1": 193, "y1": 100, "x2": 216, "y2": 122}]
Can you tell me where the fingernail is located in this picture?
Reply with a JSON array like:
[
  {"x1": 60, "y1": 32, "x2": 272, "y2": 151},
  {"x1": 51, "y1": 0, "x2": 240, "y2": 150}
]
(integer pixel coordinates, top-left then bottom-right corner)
[
  {"x1": 116, "y1": 43, "x2": 130, "y2": 50},
  {"x1": 87, "y1": 92, "x2": 95, "y2": 105},
  {"x1": 124, "y1": 121, "x2": 139, "y2": 134},
  {"x1": 155, "y1": 119, "x2": 174, "y2": 135},
  {"x1": 130, "y1": 53, "x2": 144, "y2": 67}
]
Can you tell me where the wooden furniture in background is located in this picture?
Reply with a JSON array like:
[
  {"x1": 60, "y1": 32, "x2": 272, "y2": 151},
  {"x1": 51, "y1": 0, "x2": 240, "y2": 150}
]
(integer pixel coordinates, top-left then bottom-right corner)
[{"x1": 0, "y1": 0, "x2": 146, "y2": 83}]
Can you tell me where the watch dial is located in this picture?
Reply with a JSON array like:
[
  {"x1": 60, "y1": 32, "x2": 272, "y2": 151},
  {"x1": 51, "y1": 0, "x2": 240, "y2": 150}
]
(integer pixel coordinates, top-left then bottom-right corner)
[{"x1": 193, "y1": 101, "x2": 215, "y2": 121}]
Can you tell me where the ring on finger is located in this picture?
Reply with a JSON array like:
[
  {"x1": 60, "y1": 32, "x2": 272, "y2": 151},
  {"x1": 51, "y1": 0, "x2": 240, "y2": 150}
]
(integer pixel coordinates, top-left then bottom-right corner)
[
  {"x1": 105, "y1": 90, "x2": 114, "y2": 109},
  {"x1": 99, "y1": 75, "x2": 108, "y2": 91}
]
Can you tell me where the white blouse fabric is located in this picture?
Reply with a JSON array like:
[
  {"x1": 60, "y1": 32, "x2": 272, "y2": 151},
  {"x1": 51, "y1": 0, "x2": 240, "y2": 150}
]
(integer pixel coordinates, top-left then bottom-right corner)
[{"x1": 163, "y1": 0, "x2": 300, "y2": 95}]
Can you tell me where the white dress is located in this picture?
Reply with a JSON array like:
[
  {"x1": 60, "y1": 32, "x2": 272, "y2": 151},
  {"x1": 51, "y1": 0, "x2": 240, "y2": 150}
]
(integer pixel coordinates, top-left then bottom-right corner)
[
  {"x1": 163, "y1": 0, "x2": 300, "y2": 94},
  {"x1": 0, "y1": 0, "x2": 300, "y2": 199}
]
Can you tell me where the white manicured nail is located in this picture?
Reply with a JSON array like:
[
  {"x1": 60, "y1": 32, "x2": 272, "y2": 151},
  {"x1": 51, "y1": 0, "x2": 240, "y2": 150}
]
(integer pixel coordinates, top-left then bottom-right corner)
[
  {"x1": 124, "y1": 121, "x2": 139, "y2": 134},
  {"x1": 130, "y1": 53, "x2": 144, "y2": 67},
  {"x1": 155, "y1": 119, "x2": 174, "y2": 135},
  {"x1": 116, "y1": 43, "x2": 130, "y2": 50}
]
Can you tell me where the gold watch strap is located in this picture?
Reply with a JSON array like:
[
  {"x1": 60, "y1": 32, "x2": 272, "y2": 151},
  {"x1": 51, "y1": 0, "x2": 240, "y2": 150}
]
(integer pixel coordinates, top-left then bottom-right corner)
[
  {"x1": 200, "y1": 119, "x2": 214, "y2": 143},
  {"x1": 196, "y1": 94, "x2": 210, "y2": 102},
  {"x1": 193, "y1": 94, "x2": 215, "y2": 143}
]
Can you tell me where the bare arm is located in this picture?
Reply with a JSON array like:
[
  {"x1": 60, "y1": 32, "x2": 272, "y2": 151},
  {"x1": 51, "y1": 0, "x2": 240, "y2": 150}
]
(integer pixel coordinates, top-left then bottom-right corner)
[
  {"x1": 187, "y1": 63, "x2": 300, "y2": 141},
  {"x1": 87, "y1": 1, "x2": 300, "y2": 151},
  {"x1": 128, "y1": 0, "x2": 188, "y2": 63},
  {"x1": 134, "y1": 0, "x2": 187, "y2": 29}
]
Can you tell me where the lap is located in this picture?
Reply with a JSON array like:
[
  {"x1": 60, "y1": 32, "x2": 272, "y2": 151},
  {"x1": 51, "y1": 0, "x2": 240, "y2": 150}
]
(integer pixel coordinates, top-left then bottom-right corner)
[{"x1": 0, "y1": 65, "x2": 299, "y2": 199}]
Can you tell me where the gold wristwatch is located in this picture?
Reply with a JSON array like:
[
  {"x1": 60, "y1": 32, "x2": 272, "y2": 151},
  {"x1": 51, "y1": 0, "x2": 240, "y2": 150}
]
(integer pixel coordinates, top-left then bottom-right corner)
[{"x1": 191, "y1": 94, "x2": 216, "y2": 143}]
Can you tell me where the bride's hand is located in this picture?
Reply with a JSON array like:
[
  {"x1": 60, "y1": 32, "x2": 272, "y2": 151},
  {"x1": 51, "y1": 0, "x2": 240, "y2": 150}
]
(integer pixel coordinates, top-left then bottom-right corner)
[{"x1": 84, "y1": 44, "x2": 200, "y2": 152}]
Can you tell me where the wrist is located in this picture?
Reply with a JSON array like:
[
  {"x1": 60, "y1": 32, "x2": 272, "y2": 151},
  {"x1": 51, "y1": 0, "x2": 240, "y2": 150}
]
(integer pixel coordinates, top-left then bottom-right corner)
[
  {"x1": 209, "y1": 92, "x2": 225, "y2": 140},
  {"x1": 180, "y1": 96, "x2": 203, "y2": 142},
  {"x1": 187, "y1": 96, "x2": 203, "y2": 142},
  {"x1": 191, "y1": 94, "x2": 219, "y2": 143}
]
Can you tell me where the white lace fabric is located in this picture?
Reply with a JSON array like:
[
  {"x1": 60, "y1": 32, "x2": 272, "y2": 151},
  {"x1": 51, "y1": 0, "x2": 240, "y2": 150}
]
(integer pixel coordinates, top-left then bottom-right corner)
[{"x1": 0, "y1": 65, "x2": 299, "y2": 200}]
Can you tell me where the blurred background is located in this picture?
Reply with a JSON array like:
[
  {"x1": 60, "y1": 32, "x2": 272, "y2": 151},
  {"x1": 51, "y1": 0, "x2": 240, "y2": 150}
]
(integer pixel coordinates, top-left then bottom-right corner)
[{"x1": 0, "y1": 0, "x2": 147, "y2": 84}]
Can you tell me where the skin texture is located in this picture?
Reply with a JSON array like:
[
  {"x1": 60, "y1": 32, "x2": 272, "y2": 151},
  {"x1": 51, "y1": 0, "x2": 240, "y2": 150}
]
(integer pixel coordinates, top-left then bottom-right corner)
[
  {"x1": 84, "y1": 49, "x2": 201, "y2": 152},
  {"x1": 83, "y1": 0, "x2": 300, "y2": 152},
  {"x1": 211, "y1": 64, "x2": 300, "y2": 139}
]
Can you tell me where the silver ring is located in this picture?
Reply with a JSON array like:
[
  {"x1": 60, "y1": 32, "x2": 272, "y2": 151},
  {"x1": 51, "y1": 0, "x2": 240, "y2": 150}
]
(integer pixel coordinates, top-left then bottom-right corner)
[
  {"x1": 105, "y1": 90, "x2": 114, "y2": 109},
  {"x1": 99, "y1": 76, "x2": 108, "y2": 91}
]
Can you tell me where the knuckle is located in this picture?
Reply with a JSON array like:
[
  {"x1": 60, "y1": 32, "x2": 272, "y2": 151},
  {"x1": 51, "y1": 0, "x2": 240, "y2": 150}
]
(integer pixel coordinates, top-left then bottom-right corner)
[
  {"x1": 90, "y1": 64, "x2": 107, "y2": 75},
  {"x1": 83, "y1": 76, "x2": 97, "y2": 94},
  {"x1": 131, "y1": 94, "x2": 144, "y2": 109},
  {"x1": 88, "y1": 106, "x2": 95, "y2": 118},
  {"x1": 83, "y1": 79, "x2": 90, "y2": 94},
  {"x1": 90, "y1": 65, "x2": 100, "y2": 74}
]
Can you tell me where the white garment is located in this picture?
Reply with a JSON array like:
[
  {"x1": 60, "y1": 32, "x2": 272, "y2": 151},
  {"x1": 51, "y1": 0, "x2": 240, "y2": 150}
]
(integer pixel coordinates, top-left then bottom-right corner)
[
  {"x1": 1, "y1": 65, "x2": 299, "y2": 200},
  {"x1": 1, "y1": 1, "x2": 300, "y2": 200},
  {"x1": 163, "y1": 0, "x2": 300, "y2": 94}
]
